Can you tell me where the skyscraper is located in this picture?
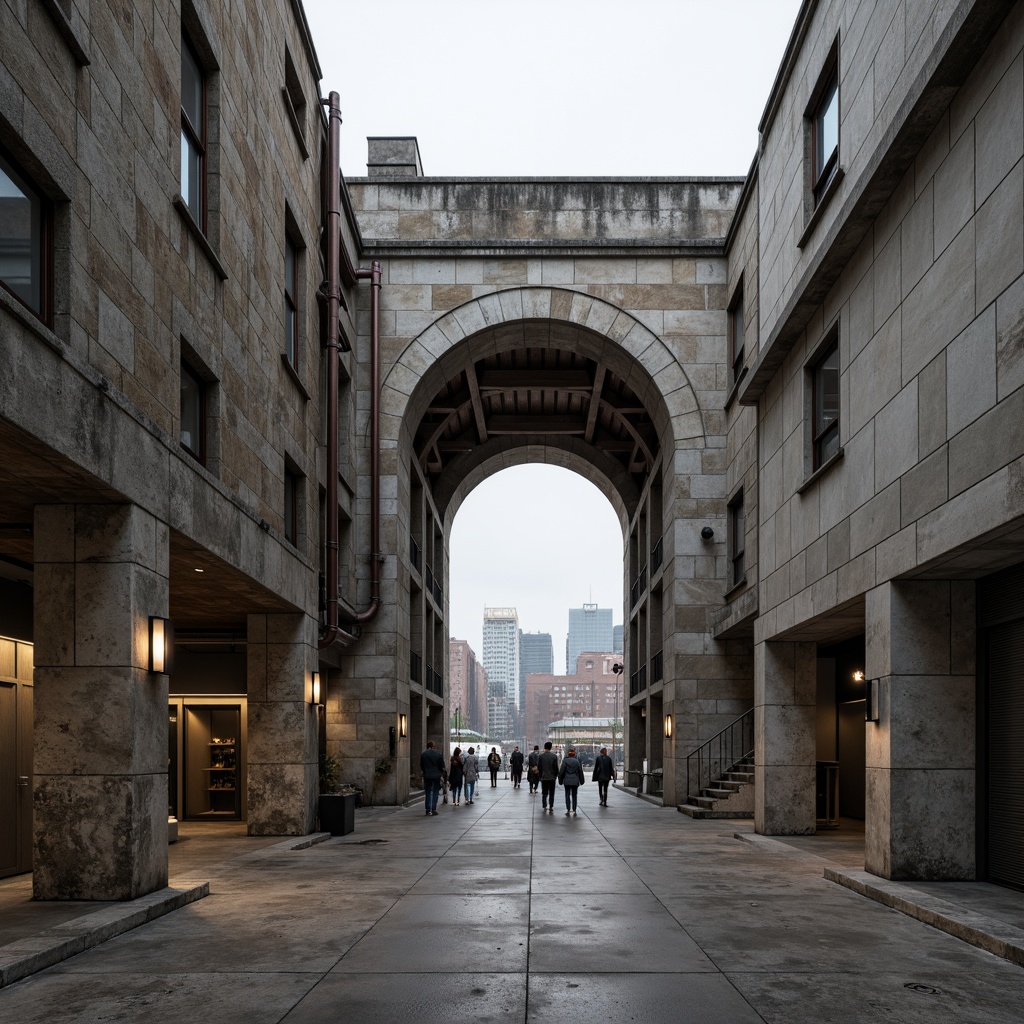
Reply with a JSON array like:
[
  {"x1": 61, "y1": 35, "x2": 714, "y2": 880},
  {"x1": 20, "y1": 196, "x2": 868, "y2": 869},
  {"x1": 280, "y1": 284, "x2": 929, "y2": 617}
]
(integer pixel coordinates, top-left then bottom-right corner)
[
  {"x1": 482, "y1": 607, "x2": 520, "y2": 726},
  {"x1": 519, "y1": 631, "x2": 554, "y2": 708},
  {"x1": 566, "y1": 604, "x2": 614, "y2": 670},
  {"x1": 612, "y1": 624, "x2": 624, "y2": 654}
]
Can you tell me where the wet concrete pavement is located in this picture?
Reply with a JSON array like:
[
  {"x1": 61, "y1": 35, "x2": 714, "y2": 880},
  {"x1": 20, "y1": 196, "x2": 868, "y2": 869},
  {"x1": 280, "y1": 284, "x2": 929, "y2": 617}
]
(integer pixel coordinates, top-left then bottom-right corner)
[{"x1": 1, "y1": 786, "x2": 1022, "y2": 1023}]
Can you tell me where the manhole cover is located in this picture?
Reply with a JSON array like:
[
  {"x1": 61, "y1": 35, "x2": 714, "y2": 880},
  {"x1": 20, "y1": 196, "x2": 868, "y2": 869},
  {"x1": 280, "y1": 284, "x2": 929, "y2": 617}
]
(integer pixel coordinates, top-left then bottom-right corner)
[{"x1": 904, "y1": 983, "x2": 941, "y2": 995}]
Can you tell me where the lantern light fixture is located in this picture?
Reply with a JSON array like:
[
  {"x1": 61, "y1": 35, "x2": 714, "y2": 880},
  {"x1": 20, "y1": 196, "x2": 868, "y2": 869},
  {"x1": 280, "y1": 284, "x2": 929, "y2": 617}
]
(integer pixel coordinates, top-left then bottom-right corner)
[
  {"x1": 148, "y1": 616, "x2": 174, "y2": 675},
  {"x1": 664, "y1": 714, "x2": 673, "y2": 738},
  {"x1": 311, "y1": 671, "x2": 321, "y2": 706}
]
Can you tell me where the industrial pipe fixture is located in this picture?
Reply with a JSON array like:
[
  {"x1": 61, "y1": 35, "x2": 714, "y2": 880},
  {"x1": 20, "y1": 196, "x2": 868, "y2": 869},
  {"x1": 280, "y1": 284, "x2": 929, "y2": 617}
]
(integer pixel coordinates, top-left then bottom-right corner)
[{"x1": 318, "y1": 91, "x2": 382, "y2": 650}]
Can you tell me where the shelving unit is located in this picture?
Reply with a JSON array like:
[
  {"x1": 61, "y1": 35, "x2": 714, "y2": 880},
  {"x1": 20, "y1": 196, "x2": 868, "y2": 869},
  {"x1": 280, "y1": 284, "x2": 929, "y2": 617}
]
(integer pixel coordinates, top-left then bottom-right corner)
[{"x1": 184, "y1": 706, "x2": 242, "y2": 820}]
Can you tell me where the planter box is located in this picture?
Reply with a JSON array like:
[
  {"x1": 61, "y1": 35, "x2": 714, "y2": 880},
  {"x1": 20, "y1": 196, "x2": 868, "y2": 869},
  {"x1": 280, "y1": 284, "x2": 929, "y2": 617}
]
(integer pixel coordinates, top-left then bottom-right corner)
[{"x1": 318, "y1": 793, "x2": 356, "y2": 836}]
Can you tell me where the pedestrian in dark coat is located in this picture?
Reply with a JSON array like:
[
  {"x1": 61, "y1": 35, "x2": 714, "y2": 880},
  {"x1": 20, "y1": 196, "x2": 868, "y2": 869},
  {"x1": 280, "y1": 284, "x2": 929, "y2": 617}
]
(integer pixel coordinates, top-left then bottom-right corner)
[
  {"x1": 420, "y1": 741, "x2": 447, "y2": 816},
  {"x1": 592, "y1": 747, "x2": 616, "y2": 806},
  {"x1": 463, "y1": 747, "x2": 480, "y2": 804},
  {"x1": 538, "y1": 741, "x2": 559, "y2": 812},
  {"x1": 527, "y1": 745, "x2": 541, "y2": 794},
  {"x1": 509, "y1": 746, "x2": 524, "y2": 788},
  {"x1": 487, "y1": 747, "x2": 502, "y2": 786},
  {"x1": 449, "y1": 747, "x2": 465, "y2": 806},
  {"x1": 558, "y1": 746, "x2": 585, "y2": 815}
]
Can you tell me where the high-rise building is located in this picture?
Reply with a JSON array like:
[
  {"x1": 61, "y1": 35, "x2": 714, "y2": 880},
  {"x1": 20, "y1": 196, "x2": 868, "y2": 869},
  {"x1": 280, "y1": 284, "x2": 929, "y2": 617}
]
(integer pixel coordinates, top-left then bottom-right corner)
[
  {"x1": 525, "y1": 652, "x2": 624, "y2": 749},
  {"x1": 519, "y1": 631, "x2": 553, "y2": 709},
  {"x1": 482, "y1": 608, "x2": 520, "y2": 734},
  {"x1": 566, "y1": 604, "x2": 614, "y2": 670},
  {"x1": 449, "y1": 639, "x2": 488, "y2": 737},
  {"x1": 612, "y1": 625, "x2": 624, "y2": 654}
]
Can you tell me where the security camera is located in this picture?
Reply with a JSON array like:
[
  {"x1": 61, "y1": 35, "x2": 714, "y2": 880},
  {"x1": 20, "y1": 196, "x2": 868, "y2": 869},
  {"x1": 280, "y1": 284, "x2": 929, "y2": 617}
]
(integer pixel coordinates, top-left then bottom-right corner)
[{"x1": 700, "y1": 526, "x2": 715, "y2": 540}]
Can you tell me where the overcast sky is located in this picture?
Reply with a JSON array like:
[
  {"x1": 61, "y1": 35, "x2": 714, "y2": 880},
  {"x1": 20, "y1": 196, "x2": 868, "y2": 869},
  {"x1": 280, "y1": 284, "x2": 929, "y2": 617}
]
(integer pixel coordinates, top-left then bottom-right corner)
[{"x1": 303, "y1": 0, "x2": 803, "y2": 672}]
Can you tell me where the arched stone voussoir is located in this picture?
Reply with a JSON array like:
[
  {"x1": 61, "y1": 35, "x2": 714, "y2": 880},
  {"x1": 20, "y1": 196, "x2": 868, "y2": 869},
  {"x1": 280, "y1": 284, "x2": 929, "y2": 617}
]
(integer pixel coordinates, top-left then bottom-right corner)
[
  {"x1": 437, "y1": 435, "x2": 637, "y2": 531},
  {"x1": 381, "y1": 286, "x2": 706, "y2": 451}
]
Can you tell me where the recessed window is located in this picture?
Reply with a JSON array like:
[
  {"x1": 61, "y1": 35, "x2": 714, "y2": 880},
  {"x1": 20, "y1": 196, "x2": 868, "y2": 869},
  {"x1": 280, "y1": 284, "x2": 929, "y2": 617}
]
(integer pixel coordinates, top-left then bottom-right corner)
[
  {"x1": 0, "y1": 147, "x2": 51, "y2": 322},
  {"x1": 728, "y1": 283, "x2": 745, "y2": 384},
  {"x1": 284, "y1": 466, "x2": 300, "y2": 546},
  {"x1": 283, "y1": 48, "x2": 308, "y2": 157},
  {"x1": 810, "y1": 51, "x2": 839, "y2": 208},
  {"x1": 811, "y1": 336, "x2": 840, "y2": 469},
  {"x1": 285, "y1": 232, "x2": 298, "y2": 367},
  {"x1": 180, "y1": 32, "x2": 207, "y2": 230},
  {"x1": 729, "y1": 492, "x2": 745, "y2": 588},
  {"x1": 180, "y1": 360, "x2": 206, "y2": 462}
]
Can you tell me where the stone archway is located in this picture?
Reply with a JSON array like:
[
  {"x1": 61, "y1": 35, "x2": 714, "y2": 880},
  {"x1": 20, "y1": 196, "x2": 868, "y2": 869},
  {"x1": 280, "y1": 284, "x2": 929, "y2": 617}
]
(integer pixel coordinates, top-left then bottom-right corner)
[{"x1": 335, "y1": 278, "x2": 751, "y2": 809}]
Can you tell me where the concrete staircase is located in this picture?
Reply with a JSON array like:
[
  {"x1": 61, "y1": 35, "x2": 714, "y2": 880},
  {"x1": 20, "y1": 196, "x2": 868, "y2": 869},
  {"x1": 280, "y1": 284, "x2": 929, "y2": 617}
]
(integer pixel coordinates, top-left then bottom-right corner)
[{"x1": 677, "y1": 757, "x2": 755, "y2": 818}]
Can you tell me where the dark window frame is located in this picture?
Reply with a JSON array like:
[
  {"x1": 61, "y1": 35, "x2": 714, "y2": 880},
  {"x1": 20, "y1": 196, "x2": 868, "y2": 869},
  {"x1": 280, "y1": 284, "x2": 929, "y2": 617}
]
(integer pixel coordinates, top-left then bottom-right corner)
[
  {"x1": 808, "y1": 42, "x2": 840, "y2": 210},
  {"x1": 180, "y1": 30, "x2": 208, "y2": 232},
  {"x1": 284, "y1": 464, "x2": 301, "y2": 546},
  {"x1": 284, "y1": 232, "x2": 299, "y2": 368},
  {"x1": 810, "y1": 331, "x2": 840, "y2": 471},
  {"x1": 728, "y1": 281, "x2": 745, "y2": 385},
  {"x1": 729, "y1": 490, "x2": 746, "y2": 588},
  {"x1": 179, "y1": 359, "x2": 207, "y2": 463},
  {"x1": 0, "y1": 144, "x2": 54, "y2": 326}
]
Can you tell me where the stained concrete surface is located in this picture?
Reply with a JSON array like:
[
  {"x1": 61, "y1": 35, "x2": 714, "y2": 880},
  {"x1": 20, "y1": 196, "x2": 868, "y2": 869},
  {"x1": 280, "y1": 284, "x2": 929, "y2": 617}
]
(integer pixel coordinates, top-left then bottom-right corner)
[{"x1": 1, "y1": 789, "x2": 1022, "y2": 1023}]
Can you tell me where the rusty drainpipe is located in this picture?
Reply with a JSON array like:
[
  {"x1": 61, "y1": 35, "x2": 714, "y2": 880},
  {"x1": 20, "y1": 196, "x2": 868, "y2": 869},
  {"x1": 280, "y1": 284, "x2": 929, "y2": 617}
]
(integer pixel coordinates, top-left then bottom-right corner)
[{"x1": 318, "y1": 91, "x2": 381, "y2": 650}]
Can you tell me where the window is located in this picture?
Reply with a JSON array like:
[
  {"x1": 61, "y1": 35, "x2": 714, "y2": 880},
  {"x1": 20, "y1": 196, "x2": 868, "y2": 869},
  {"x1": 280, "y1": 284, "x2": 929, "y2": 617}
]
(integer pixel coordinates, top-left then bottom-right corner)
[
  {"x1": 0, "y1": 147, "x2": 51, "y2": 322},
  {"x1": 810, "y1": 50, "x2": 839, "y2": 208},
  {"x1": 284, "y1": 466, "x2": 300, "y2": 546},
  {"x1": 728, "y1": 284, "x2": 745, "y2": 384},
  {"x1": 180, "y1": 360, "x2": 206, "y2": 462},
  {"x1": 811, "y1": 336, "x2": 840, "y2": 469},
  {"x1": 284, "y1": 232, "x2": 298, "y2": 367},
  {"x1": 729, "y1": 492, "x2": 745, "y2": 588},
  {"x1": 283, "y1": 48, "x2": 308, "y2": 158},
  {"x1": 180, "y1": 32, "x2": 206, "y2": 230}
]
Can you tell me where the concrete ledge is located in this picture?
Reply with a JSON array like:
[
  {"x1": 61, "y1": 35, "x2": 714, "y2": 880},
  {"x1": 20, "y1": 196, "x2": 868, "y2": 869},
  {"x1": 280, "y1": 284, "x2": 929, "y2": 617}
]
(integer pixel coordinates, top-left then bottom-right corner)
[
  {"x1": 284, "y1": 833, "x2": 331, "y2": 851},
  {"x1": 733, "y1": 832, "x2": 809, "y2": 854},
  {"x1": 825, "y1": 868, "x2": 1024, "y2": 968},
  {"x1": 614, "y1": 784, "x2": 664, "y2": 808},
  {"x1": 0, "y1": 881, "x2": 209, "y2": 989}
]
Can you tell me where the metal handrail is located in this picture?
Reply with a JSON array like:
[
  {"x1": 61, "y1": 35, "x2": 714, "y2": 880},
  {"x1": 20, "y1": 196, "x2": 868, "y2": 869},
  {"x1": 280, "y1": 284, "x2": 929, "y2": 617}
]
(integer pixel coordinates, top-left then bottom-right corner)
[{"x1": 685, "y1": 708, "x2": 754, "y2": 803}]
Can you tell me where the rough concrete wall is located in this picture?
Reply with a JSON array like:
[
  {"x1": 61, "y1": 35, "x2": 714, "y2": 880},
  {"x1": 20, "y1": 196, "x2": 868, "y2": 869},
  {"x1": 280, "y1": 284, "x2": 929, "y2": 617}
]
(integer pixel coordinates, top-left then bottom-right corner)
[
  {"x1": 756, "y1": 2, "x2": 1024, "y2": 640},
  {"x1": 0, "y1": 0, "x2": 336, "y2": 587},
  {"x1": 757, "y1": 0, "x2": 967, "y2": 349}
]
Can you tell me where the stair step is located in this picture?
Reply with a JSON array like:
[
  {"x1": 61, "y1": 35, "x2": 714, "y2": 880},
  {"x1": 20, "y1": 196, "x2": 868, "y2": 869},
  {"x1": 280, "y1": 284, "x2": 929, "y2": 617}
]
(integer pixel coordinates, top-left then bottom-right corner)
[
  {"x1": 703, "y1": 788, "x2": 737, "y2": 799},
  {"x1": 678, "y1": 802, "x2": 753, "y2": 819}
]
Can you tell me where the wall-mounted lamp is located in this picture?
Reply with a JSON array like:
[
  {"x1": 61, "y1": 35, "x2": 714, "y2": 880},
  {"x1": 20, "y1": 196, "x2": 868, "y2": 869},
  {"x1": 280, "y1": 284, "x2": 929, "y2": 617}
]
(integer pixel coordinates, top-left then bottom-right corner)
[
  {"x1": 399, "y1": 713, "x2": 408, "y2": 738},
  {"x1": 852, "y1": 670, "x2": 865, "y2": 683},
  {"x1": 865, "y1": 679, "x2": 880, "y2": 723},
  {"x1": 700, "y1": 526, "x2": 715, "y2": 541},
  {"x1": 664, "y1": 714, "x2": 673, "y2": 738},
  {"x1": 311, "y1": 671, "x2": 321, "y2": 706},
  {"x1": 148, "y1": 616, "x2": 174, "y2": 675},
  {"x1": 640, "y1": 705, "x2": 646, "y2": 718}
]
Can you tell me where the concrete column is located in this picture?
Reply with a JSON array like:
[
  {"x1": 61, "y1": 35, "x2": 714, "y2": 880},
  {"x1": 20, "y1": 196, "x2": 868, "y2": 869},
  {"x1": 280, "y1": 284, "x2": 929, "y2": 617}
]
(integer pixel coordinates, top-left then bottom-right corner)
[
  {"x1": 33, "y1": 504, "x2": 169, "y2": 900},
  {"x1": 754, "y1": 640, "x2": 816, "y2": 834},
  {"x1": 864, "y1": 581, "x2": 976, "y2": 880},
  {"x1": 246, "y1": 612, "x2": 318, "y2": 835}
]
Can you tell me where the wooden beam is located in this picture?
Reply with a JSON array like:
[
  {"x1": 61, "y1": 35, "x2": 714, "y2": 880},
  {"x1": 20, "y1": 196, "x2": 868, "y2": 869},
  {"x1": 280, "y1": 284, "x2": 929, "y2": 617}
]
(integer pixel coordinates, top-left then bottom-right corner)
[
  {"x1": 487, "y1": 415, "x2": 586, "y2": 435},
  {"x1": 600, "y1": 399, "x2": 654, "y2": 466},
  {"x1": 584, "y1": 364, "x2": 606, "y2": 444},
  {"x1": 465, "y1": 366, "x2": 489, "y2": 444},
  {"x1": 478, "y1": 369, "x2": 593, "y2": 391},
  {"x1": 417, "y1": 399, "x2": 472, "y2": 466}
]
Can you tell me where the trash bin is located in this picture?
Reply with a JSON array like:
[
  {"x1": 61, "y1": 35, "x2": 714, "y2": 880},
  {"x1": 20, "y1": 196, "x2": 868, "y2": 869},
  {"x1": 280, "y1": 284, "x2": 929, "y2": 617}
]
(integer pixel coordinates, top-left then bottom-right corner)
[{"x1": 318, "y1": 793, "x2": 356, "y2": 836}]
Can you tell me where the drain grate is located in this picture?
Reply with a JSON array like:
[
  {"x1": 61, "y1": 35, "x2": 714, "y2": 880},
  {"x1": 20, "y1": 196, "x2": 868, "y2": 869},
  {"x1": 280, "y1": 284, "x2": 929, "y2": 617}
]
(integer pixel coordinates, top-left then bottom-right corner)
[
  {"x1": 904, "y1": 983, "x2": 941, "y2": 995},
  {"x1": 354, "y1": 838, "x2": 389, "y2": 846}
]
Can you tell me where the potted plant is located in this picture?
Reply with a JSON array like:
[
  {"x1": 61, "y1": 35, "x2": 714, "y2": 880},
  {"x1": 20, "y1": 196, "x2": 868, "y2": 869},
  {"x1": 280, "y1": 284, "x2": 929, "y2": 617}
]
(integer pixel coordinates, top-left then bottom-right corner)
[{"x1": 318, "y1": 753, "x2": 355, "y2": 835}]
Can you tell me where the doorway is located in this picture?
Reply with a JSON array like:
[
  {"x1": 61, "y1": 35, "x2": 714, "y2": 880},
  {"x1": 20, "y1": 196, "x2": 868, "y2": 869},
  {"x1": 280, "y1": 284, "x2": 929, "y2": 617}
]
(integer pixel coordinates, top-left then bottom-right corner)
[{"x1": 0, "y1": 637, "x2": 33, "y2": 878}]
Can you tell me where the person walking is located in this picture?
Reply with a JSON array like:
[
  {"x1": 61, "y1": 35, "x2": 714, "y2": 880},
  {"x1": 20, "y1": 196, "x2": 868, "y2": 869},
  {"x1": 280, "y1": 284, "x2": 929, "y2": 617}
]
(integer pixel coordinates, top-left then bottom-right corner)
[
  {"x1": 509, "y1": 746, "x2": 524, "y2": 789},
  {"x1": 527, "y1": 745, "x2": 541, "y2": 794},
  {"x1": 420, "y1": 741, "x2": 447, "y2": 816},
  {"x1": 487, "y1": 747, "x2": 502, "y2": 787},
  {"x1": 592, "y1": 747, "x2": 616, "y2": 806},
  {"x1": 463, "y1": 746, "x2": 480, "y2": 804},
  {"x1": 449, "y1": 747, "x2": 465, "y2": 806},
  {"x1": 558, "y1": 746, "x2": 585, "y2": 816},
  {"x1": 538, "y1": 741, "x2": 559, "y2": 813}
]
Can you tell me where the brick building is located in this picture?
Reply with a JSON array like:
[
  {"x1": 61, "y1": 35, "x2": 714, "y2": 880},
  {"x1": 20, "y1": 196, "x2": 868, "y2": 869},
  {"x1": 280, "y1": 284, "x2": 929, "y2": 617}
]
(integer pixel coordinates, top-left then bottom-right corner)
[{"x1": 524, "y1": 652, "x2": 623, "y2": 747}]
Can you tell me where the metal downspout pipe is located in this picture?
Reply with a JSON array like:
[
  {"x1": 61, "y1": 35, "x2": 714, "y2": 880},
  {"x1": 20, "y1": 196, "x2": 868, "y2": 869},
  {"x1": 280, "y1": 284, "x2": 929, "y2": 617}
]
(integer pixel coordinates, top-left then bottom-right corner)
[{"x1": 318, "y1": 91, "x2": 381, "y2": 651}]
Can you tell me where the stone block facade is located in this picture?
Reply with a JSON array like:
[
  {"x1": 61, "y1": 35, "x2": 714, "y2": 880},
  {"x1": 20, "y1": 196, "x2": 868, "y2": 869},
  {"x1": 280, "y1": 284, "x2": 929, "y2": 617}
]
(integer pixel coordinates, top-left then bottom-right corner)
[{"x1": 3, "y1": 0, "x2": 1023, "y2": 897}]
